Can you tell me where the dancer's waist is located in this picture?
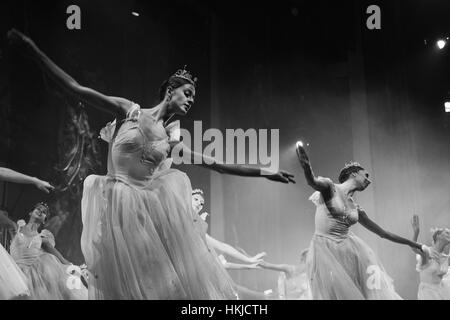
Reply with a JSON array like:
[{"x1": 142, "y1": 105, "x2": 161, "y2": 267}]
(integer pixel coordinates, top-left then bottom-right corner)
[
  {"x1": 313, "y1": 230, "x2": 350, "y2": 242},
  {"x1": 105, "y1": 173, "x2": 151, "y2": 188}
]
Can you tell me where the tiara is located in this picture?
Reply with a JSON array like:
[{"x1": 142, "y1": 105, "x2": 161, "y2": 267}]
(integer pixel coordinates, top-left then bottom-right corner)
[
  {"x1": 192, "y1": 189, "x2": 204, "y2": 195},
  {"x1": 342, "y1": 161, "x2": 362, "y2": 171},
  {"x1": 430, "y1": 227, "x2": 444, "y2": 234},
  {"x1": 172, "y1": 66, "x2": 197, "y2": 85},
  {"x1": 35, "y1": 202, "x2": 50, "y2": 212}
]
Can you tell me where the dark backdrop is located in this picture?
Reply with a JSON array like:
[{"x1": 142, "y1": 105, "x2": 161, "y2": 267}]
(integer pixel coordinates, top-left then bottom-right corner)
[{"x1": 0, "y1": 0, "x2": 449, "y2": 299}]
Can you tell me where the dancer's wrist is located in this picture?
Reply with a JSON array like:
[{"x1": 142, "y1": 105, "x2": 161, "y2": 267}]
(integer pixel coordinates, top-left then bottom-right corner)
[
  {"x1": 419, "y1": 243, "x2": 428, "y2": 252},
  {"x1": 260, "y1": 167, "x2": 276, "y2": 177}
]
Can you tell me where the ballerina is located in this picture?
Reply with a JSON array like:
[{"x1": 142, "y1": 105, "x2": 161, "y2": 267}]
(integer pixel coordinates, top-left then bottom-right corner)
[
  {"x1": 0, "y1": 167, "x2": 53, "y2": 299},
  {"x1": 411, "y1": 215, "x2": 450, "y2": 300},
  {"x1": 296, "y1": 143, "x2": 426, "y2": 299},
  {"x1": 259, "y1": 249, "x2": 312, "y2": 300},
  {"x1": 191, "y1": 189, "x2": 266, "y2": 269},
  {"x1": 8, "y1": 28, "x2": 295, "y2": 300},
  {"x1": 3, "y1": 203, "x2": 88, "y2": 300},
  {"x1": 192, "y1": 189, "x2": 272, "y2": 300}
]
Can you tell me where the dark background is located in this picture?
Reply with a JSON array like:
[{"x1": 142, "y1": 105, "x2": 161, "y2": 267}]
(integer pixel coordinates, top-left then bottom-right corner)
[{"x1": 0, "y1": 0, "x2": 449, "y2": 299}]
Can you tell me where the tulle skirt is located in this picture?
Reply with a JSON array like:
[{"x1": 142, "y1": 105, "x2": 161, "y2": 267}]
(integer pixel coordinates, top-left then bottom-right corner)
[
  {"x1": 307, "y1": 232, "x2": 402, "y2": 300},
  {"x1": 418, "y1": 282, "x2": 450, "y2": 300},
  {"x1": 0, "y1": 244, "x2": 29, "y2": 300},
  {"x1": 81, "y1": 169, "x2": 237, "y2": 300},
  {"x1": 17, "y1": 252, "x2": 88, "y2": 300}
]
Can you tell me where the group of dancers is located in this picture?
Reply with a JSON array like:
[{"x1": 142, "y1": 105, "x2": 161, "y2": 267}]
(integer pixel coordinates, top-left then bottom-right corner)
[{"x1": 0, "y1": 28, "x2": 448, "y2": 300}]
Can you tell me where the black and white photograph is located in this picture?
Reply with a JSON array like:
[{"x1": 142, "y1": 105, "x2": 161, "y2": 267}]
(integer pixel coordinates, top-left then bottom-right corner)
[{"x1": 0, "y1": 0, "x2": 449, "y2": 311}]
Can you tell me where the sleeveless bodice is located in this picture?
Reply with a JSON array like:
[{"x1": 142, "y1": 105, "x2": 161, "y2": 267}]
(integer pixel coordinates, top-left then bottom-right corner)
[
  {"x1": 310, "y1": 182, "x2": 359, "y2": 241},
  {"x1": 417, "y1": 253, "x2": 450, "y2": 285},
  {"x1": 100, "y1": 104, "x2": 179, "y2": 185},
  {"x1": 10, "y1": 230, "x2": 54, "y2": 267}
]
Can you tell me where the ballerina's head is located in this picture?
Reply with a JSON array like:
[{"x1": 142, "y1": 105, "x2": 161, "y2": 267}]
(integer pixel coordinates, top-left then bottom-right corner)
[
  {"x1": 192, "y1": 189, "x2": 205, "y2": 216},
  {"x1": 431, "y1": 227, "x2": 450, "y2": 249},
  {"x1": 338, "y1": 161, "x2": 372, "y2": 191},
  {"x1": 159, "y1": 67, "x2": 197, "y2": 117},
  {"x1": 300, "y1": 248, "x2": 309, "y2": 264},
  {"x1": 28, "y1": 202, "x2": 50, "y2": 225}
]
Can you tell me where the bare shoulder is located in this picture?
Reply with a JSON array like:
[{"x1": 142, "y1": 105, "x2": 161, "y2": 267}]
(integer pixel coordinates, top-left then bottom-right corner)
[
  {"x1": 110, "y1": 96, "x2": 134, "y2": 117},
  {"x1": 317, "y1": 176, "x2": 334, "y2": 187}
]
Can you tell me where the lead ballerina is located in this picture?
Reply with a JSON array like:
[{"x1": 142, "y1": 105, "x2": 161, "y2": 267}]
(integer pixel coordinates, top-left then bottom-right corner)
[
  {"x1": 7, "y1": 28, "x2": 295, "y2": 300},
  {"x1": 296, "y1": 142, "x2": 426, "y2": 299}
]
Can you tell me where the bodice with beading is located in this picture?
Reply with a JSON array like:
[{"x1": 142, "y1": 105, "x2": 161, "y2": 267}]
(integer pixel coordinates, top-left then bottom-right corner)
[
  {"x1": 310, "y1": 178, "x2": 360, "y2": 241},
  {"x1": 100, "y1": 104, "x2": 180, "y2": 185}
]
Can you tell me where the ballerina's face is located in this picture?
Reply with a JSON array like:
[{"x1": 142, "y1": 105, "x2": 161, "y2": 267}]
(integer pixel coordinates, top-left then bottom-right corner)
[
  {"x1": 192, "y1": 194, "x2": 205, "y2": 215},
  {"x1": 168, "y1": 84, "x2": 196, "y2": 116},
  {"x1": 353, "y1": 170, "x2": 372, "y2": 191},
  {"x1": 29, "y1": 204, "x2": 48, "y2": 224},
  {"x1": 436, "y1": 229, "x2": 450, "y2": 245}
]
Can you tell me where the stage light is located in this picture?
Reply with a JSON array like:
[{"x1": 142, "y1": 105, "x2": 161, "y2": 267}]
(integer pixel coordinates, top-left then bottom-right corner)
[
  {"x1": 445, "y1": 102, "x2": 450, "y2": 113},
  {"x1": 132, "y1": 11, "x2": 139, "y2": 17},
  {"x1": 437, "y1": 39, "x2": 446, "y2": 50},
  {"x1": 296, "y1": 141, "x2": 310, "y2": 148}
]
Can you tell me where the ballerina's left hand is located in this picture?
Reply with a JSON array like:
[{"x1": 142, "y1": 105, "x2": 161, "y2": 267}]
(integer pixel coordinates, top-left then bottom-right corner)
[
  {"x1": 252, "y1": 252, "x2": 267, "y2": 261},
  {"x1": 247, "y1": 252, "x2": 267, "y2": 264},
  {"x1": 265, "y1": 170, "x2": 296, "y2": 184}
]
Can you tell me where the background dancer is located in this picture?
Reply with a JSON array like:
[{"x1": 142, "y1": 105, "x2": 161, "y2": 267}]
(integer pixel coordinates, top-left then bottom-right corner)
[
  {"x1": 411, "y1": 215, "x2": 450, "y2": 300},
  {"x1": 296, "y1": 143, "x2": 425, "y2": 299},
  {"x1": 259, "y1": 248, "x2": 312, "y2": 300},
  {"x1": 0, "y1": 167, "x2": 53, "y2": 299},
  {"x1": 2, "y1": 203, "x2": 87, "y2": 299}
]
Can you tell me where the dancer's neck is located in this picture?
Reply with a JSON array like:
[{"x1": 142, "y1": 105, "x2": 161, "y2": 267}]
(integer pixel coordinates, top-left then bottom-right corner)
[
  {"x1": 433, "y1": 241, "x2": 448, "y2": 254},
  {"x1": 153, "y1": 101, "x2": 174, "y2": 124},
  {"x1": 25, "y1": 221, "x2": 40, "y2": 233},
  {"x1": 340, "y1": 180, "x2": 358, "y2": 198}
]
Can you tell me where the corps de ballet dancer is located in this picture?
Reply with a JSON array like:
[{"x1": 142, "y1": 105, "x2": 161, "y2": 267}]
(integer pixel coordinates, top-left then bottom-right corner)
[
  {"x1": 259, "y1": 248, "x2": 312, "y2": 300},
  {"x1": 0, "y1": 167, "x2": 53, "y2": 299},
  {"x1": 191, "y1": 189, "x2": 271, "y2": 299},
  {"x1": 411, "y1": 215, "x2": 450, "y2": 300},
  {"x1": 1, "y1": 203, "x2": 87, "y2": 299}
]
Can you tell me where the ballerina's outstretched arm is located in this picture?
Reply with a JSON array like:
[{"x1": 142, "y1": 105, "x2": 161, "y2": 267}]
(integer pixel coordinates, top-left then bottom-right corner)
[
  {"x1": 258, "y1": 261, "x2": 296, "y2": 277},
  {"x1": 7, "y1": 29, "x2": 132, "y2": 118},
  {"x1": 222, "y1": 262, "x2": 261, "y2": 270},
  {"x1": 411, "y1": 214, "x2": 420, "y2": 243},
  {"x1": 205, "y1": 234, "x2": 266, "y2": 264},
  {"x1": 0, "y1": 167, "x2": 54, "y2": 194},
  {"x1": 358, "y1": 208, "x2": 424, "y2": 251},
  {"x1": 295, "y1": 144, "x2": 333, "y2": 195},
  {"x1": 171, "y1": 142, "x2": 295, "y2": 184},
  {"x1": 409, "y1": 214, "x2": 429, "y2": 266}
]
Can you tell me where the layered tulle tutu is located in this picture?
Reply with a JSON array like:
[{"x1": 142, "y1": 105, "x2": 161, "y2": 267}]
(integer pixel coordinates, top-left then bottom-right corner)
[
  {"x1": 278, "y1": 271, "x2": 312, "y2": 300},
  {"x1": 81, "y1": 170, "x2": 237, "y2": 300},
  {"x1": 307, "y1": 232, "x2": 402, "y2": 300},
  {"x1": 416, "y1": 254, "x2": 450, "y2": 300},
  {"x1": 418, "y1": 282, "x2": 450, "y2": 300},
  {"x1": 0, "y1": 243, "x2": 29, "y2": 299},
  {"x1": 10, "y1": 230, "x2": 88, "y2": 300},
  {"x1": 81, "y1": 104, "x2": 237, "y2": 300}
]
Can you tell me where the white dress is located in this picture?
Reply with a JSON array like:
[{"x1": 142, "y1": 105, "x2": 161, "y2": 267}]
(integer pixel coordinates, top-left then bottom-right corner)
[
  {"x1": 416, "y1": 252, "x2": 450, "y2": 300},
  {"x1": 0, "y1": 242, "x2": 30, "y2": 299},
  {"x1": 81, "y1": 105, "x2": 237, "y2": 299}
]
